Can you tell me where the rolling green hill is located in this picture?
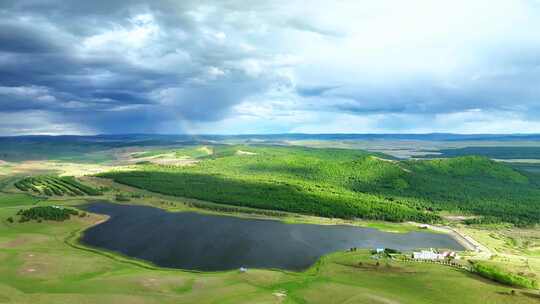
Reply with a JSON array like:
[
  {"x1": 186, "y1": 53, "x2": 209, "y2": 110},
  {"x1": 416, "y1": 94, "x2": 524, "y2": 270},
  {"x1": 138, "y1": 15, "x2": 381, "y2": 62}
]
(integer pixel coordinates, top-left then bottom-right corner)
[{"x1": 99, "y1": 145, "x2": 540, "y2": 225}]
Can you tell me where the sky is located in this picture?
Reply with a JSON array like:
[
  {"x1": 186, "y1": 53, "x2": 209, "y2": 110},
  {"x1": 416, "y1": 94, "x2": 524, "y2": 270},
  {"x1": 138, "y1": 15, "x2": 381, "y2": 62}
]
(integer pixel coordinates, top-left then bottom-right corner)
[{"x1": 1, "y1": 0, "x2": 540, "y2": 135}]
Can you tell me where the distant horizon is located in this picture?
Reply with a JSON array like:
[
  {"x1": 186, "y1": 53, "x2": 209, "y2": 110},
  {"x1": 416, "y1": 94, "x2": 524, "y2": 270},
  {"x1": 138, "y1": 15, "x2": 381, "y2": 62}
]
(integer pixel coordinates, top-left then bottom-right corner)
[{"x1": 3, "y1": 132, "x2": 540, "y2": 138}]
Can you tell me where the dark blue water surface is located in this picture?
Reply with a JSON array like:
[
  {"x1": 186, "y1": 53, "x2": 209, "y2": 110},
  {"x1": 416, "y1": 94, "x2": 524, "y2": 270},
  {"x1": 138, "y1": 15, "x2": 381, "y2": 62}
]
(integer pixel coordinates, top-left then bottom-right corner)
[{"x1": 81, "y1": 202, "x2": 464, "y2": 271}]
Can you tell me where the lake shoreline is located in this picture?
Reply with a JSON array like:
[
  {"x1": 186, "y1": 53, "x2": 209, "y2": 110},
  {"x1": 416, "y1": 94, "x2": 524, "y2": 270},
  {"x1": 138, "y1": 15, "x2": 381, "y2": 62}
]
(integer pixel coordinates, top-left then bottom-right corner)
[{"x1": 78, "y1": 201, "x2": 465, "y2": 272}]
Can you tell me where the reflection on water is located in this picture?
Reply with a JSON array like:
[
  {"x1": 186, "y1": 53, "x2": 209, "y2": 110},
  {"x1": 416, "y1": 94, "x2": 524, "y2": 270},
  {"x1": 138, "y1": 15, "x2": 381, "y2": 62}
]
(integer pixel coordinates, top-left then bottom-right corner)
[{"x1": 82, "y1": 202, "x2": 464, "y2": 271}]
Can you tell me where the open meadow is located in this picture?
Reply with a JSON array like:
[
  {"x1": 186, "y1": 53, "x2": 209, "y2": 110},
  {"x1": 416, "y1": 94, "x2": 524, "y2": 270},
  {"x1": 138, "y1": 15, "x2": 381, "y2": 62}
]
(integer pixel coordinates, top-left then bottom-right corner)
[
  {"x1": 1, "y1": 137, "x2": 540, "y2": 303},
  {"x1": 1, "y1": 196, "x2": 539, "y2": 304}
]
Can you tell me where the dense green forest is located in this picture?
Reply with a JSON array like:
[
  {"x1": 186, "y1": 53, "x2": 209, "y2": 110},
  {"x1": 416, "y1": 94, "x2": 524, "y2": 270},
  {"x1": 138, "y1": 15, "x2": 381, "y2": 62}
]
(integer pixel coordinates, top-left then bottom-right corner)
[
  {"x1": 99, "y1": 145, "x2": 540, "y2": 225},
  {"x1": 14, "y1": 176, "x2": 102, "y2": 196}
]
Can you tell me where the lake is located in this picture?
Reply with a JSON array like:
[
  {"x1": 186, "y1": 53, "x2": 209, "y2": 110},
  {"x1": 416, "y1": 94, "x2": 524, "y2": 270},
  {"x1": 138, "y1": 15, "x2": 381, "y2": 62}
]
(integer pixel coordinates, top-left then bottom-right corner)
[{"x1": 81, "y1": 202, "x2": 464, "y2": 271}]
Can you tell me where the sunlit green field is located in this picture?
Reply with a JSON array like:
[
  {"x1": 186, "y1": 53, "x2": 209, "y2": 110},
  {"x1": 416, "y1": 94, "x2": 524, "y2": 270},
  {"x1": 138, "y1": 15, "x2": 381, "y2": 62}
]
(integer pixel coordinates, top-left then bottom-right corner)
[
  {"x1": 0, "y1": 194, "x2": 538, "y2": 304},
  {"x1": 0, "y1": 193, "x2": 41, "y2": 208}
]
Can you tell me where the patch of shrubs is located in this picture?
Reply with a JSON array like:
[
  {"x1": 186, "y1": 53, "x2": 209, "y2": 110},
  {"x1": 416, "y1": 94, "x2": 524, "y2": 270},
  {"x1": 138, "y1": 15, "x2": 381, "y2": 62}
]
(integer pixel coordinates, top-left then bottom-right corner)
[
  {"x1": 370, "y1": 248, "x2": 401, "y2": 256},
  {"x1": 471, "y1": 262, "x2": 538, "y2": 289},
  {"x1": 98, "y1": 186, "x2": 112, "y2": 192},
  {"x1": 463, "y1": 216, "x2": 502, "y2": 225},
  {"x1": 115, "y1": 194, "x2": 131, "y2": 202},
  {"x1": 16, "y1": 206, "x2": 79, "y2": 222},
  {"x1": 14, "y1": 176, "x2": 102, "y2": 197},
  {"x1": 185, "y1": 201, "x2": 289, "y2": 217}
]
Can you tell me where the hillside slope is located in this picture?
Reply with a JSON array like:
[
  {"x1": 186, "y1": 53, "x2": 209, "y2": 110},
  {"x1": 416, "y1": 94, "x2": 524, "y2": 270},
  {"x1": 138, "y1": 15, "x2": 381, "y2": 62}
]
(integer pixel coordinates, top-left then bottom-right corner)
[{"x1": 99, "y1": 145, "x2": 540, "y2": 225}]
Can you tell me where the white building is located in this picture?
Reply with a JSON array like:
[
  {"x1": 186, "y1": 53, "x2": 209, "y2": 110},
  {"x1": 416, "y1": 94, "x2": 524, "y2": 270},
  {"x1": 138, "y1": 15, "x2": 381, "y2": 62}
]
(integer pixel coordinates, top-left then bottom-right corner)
[{"x1": 412, "y1": 249, "x2": 456, "y2": 260}]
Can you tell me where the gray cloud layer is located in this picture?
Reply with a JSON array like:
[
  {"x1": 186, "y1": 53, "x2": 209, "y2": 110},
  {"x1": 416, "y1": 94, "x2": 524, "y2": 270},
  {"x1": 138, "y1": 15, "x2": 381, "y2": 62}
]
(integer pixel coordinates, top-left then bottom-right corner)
[{"x1": 1, "y1": 0, "x2": 540, "y2": 134}]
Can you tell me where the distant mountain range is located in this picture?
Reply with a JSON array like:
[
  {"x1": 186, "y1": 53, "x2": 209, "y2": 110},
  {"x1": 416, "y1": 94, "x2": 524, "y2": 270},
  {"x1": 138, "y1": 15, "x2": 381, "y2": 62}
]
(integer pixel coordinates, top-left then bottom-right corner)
[{"x1": 2, "y1": 133, "x2": 540, "y2": 143}]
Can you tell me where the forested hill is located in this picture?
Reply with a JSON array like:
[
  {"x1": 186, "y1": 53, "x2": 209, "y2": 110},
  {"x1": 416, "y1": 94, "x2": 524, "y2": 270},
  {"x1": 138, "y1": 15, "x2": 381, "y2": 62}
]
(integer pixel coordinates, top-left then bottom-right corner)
[{"x1": 99, "y1": 145, "x2": 540, "y2": 225}]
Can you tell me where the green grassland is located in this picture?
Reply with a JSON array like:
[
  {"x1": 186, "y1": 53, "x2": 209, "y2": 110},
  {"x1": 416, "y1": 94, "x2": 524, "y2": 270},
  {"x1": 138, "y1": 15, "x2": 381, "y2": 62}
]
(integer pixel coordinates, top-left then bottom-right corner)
[
  {"x1": 132, "y1": 150, "x2": 170, "y2": 158},
  {"x1": 0, "y1": 193, "x2": 41, "y2": 208},
  {"x1": 457, "y1": 225, "x2": 540, "y2": 287},
  {"x1": 132, "y1": 146, "x2": 212, "y2": 159},
  {"x1": 2, "y1": 142, "x2": 540, "y2": 303},
  {"x1": 99, "y1": 145, "x2": 540, "y2": 225},
  {"x1": 0, "y1": 196, "x2": 538, "y2": 304},
  {"x1": 14, "y1": 176, "x2": 102, "y2": 197}
]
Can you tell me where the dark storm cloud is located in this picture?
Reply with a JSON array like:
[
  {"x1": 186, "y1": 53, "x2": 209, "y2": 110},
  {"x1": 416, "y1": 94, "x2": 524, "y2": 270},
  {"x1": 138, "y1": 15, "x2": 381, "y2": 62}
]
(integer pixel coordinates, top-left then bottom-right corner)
[
  {"x1": 0, "y1": 0, "x2": 287, "y2": 133},
  {"x1": 0, "y1": 23, "x2": 60, "y2": 53}
]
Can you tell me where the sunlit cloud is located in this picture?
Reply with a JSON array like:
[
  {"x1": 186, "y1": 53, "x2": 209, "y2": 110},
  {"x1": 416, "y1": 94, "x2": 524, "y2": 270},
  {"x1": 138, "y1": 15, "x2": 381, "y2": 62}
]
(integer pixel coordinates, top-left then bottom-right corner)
[{"x1": 1, "y1": 0, "x2": 540, "y2": 134}]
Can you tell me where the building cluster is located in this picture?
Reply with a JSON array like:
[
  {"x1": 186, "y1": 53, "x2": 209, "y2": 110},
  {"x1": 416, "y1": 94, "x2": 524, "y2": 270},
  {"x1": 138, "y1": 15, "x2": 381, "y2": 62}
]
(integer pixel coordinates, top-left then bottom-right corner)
[{"x1": 412, "y1": 249, "x2": 457, "y2": 260}]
